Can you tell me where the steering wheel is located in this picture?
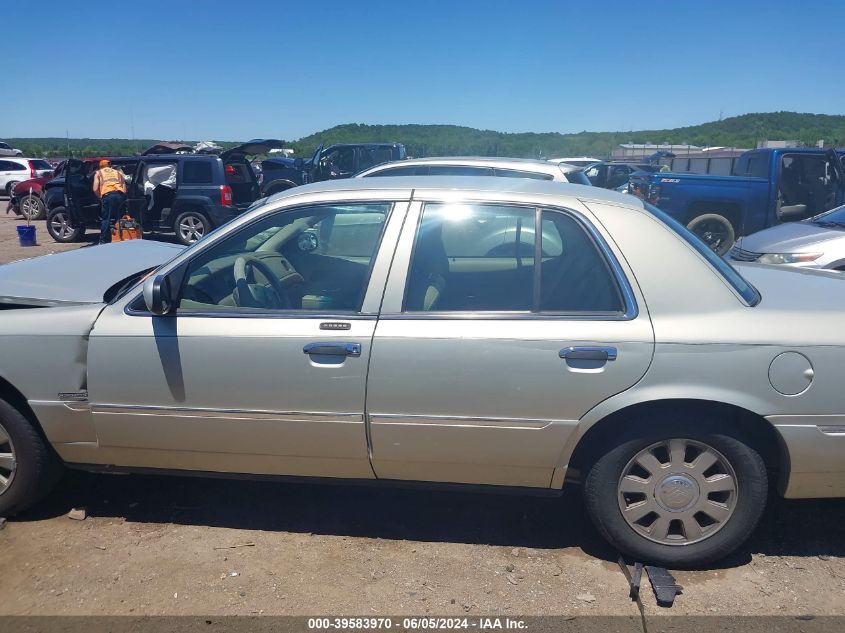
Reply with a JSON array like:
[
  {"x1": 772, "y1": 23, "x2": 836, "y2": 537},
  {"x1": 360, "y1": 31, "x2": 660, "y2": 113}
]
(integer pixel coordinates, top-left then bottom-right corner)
[{"x1": 233, "y1": 255, "x2": 291, "y2": 309}]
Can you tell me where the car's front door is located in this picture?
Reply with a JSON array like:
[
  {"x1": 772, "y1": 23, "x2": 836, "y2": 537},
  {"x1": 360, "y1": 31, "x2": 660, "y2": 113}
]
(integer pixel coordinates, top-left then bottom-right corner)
[
  {"x1": 367, "y1": 197, "x2": 654, "y2": 488},
  {"x1": 86, "y1": 199, "x2": 408, "y2": 479}
]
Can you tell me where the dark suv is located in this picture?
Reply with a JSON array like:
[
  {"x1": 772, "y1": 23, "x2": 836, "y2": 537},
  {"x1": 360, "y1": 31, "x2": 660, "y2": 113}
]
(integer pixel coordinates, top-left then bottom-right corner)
[
  {"x1": 260, "y1": 143, "x2": 406, "y2": 196},
  {"x1": 44, "y1": 140, "x2": 281, "y2": 245}
]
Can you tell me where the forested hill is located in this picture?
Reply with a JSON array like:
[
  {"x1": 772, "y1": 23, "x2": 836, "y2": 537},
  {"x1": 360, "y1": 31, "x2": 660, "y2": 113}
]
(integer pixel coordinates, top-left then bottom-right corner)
[
  {"x1": 7, "y1": 112, "x2": 845, "y2": 159},
  {"x1": 290, "y1": 112, "x2": 845, "y2": 158}
]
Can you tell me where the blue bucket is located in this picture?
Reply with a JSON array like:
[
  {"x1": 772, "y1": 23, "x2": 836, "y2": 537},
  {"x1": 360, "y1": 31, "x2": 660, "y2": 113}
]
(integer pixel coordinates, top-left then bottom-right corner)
[{"x1": 17, "y1": 225, "x2": 37, "y2": 247}]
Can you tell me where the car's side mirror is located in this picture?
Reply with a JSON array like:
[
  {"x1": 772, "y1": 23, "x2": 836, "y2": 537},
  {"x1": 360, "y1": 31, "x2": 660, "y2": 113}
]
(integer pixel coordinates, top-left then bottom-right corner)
[
  {"x1": 143, "y1": 274, "x2": 175, "y2": 316},
  {"x1": 778, "y1": 203, "x2": 808, "y2": 221}
]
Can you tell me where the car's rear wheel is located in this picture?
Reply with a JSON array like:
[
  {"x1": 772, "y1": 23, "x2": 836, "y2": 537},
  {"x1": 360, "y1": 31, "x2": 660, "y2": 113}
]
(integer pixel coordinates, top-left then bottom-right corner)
[
  {"x1": 686, "y1": 213, "x2": 735, "y2": 255},
  {"x1": 20, "y1": 194, "x2": 46, "y2": 221},
  {"x1": 583, "y1": 423, "x2": 767, "y2": 568},
  {"x1": 46, "y1": 207, "x2": 84, "y2": 243},
  {"x1": 174, "y1": 210, "x2": 210, "y2": 245},
  {"x1": 0, "y1": 398, "x2": 62, "y2": 516}
]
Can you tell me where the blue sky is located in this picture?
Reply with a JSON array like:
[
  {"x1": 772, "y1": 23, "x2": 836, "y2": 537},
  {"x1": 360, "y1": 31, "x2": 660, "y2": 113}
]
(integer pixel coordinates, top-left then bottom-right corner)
[{"x1": 2, "y1": 0, "x2": 843, "y2": 141}]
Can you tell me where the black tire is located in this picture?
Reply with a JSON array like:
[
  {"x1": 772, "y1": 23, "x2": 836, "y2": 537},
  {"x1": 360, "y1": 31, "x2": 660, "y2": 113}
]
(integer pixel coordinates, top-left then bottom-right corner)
[
  {"x1": 173, "y1": 210, "x2": 211, "y2": 245},
  {"x1": 46, "y1": 206, "x2": 84, "y2": 243},
  {"x1": 686, "y1": 213, "x2": 736, "y2": 256},
  {"x1": 583, "y1": 421, "x2": 768, "y2": 568},
  {"x1": 20, "y1": 194, "x2": 46, "y2": 221},
  {"x1": 0, "y1": 398, "x2": 62, "y2": 516}
]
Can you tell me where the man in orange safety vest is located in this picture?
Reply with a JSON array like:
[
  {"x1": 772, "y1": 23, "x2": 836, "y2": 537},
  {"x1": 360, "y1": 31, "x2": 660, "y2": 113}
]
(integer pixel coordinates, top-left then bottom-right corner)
[{"x1": 92, "y1": 159, "x2": 128, "y2": 244}]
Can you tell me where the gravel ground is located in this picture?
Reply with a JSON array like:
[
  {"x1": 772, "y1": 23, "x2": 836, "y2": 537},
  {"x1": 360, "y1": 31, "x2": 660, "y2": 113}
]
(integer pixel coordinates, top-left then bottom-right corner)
[{"x1": 1, "y1": 205, "x2": 844, "y2": 625}]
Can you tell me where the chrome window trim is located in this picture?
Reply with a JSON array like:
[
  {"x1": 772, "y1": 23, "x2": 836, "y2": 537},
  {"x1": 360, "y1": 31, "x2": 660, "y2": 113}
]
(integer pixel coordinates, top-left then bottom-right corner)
[{"x1": 395, "y1": 201, "x2": 638, "y2": 321}]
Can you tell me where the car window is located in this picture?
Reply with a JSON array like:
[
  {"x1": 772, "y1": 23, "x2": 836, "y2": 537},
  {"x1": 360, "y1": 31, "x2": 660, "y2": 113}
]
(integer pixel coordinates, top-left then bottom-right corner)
[
  {"x1": 29, "y1": 160, "x2": 51, "y2": 170},
  {"x1": 405, "y1": 203, "x2": 535, "y2": 311},
  {"x1": 7, "y1": 161, "x2": 26, "y2": 171},
  {"x1": 0, "y1": 161, "x2": 9, "y2": 171},
  {"x1": 404, "y1": 203, "x2": 626, "y2": 314},
  {"x1": 177, "y1": 203, "x2": 391, "y2": 314},
  {"x1": 538, "y1": 211, "x2": 624, "y2": 312},
  {"x1": 643, "y1": 202, "x2": 760, "y2": 305},
  {"x1": 0, "y1": 143, "x2": 9, "y2": 150},
  {"x1": 427, "y1": 165, "x2": 493, "y2": 176},
  {"x1": 494, "y1": 168, "x2": 553, "y2": 180},
  {"x1": 564, "y1": 169, "x2": 592, "y2": 186},
  {"x1": 182, "y1": 160, "x2": 214, "y2": 184}
]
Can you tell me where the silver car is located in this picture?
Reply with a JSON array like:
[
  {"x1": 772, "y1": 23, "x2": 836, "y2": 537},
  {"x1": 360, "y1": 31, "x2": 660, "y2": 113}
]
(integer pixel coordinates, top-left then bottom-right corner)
[
  {"x1": 728, "y1": 204, "x2": 845, "y2": 270},
  {"x1": 0, "y1": 177, "x2": 843, "y2": 568},
  {"x1": 355, "y1": 156, "x2": 591, "y2": 185}
]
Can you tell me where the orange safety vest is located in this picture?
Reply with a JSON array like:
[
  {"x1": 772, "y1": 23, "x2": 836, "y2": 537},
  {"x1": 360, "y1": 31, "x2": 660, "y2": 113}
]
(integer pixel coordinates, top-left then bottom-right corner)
[{"x1": 96, "y1": 167, "x2": 127, "y2": 197}]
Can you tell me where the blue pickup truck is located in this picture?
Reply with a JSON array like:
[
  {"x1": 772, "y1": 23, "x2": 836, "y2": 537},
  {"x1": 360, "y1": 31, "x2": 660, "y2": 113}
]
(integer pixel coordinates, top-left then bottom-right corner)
[{"x1": 630, "y1": 147, "x2": 845, "y2": 254}]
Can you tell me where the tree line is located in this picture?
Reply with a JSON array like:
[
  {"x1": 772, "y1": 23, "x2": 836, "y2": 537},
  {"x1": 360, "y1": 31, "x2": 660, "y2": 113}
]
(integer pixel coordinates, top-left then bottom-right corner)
[{"x1": 7, "y1": 112, "x2": 844, "y2": 160}]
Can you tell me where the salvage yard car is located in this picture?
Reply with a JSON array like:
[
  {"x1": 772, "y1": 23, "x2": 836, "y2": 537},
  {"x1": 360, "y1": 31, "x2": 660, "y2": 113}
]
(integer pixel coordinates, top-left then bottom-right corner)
[
  {"x1": 356, "y1": 156, "x2": 591, "y2": 184},
  {"x1": 631, "y1": 147, "x2": 845, "y2": 255},
  {"x1": 44, "y1": 140, "x2": 280, "y2": 245},
  {"x1": 1, "y1": 177, "x2": 844, "y2": 568},
  {"x1": 728, "y1": 203, "x2": 845, "y2": 271}
]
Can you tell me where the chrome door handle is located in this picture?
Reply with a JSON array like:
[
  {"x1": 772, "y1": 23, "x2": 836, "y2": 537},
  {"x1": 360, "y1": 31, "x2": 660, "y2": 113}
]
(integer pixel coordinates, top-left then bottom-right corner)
[
  {"x1": 303, "y1": 342, "x2": 362, "y2": 357},
  {"x1": 559, "y1": 346, "x2": 617, "y2": 361}
]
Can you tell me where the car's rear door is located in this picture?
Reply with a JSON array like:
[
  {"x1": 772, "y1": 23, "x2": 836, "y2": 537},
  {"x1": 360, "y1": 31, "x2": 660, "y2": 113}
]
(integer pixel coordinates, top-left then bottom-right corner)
[
  {"x1": 366, "y1": 193, "x2": 654, "y2": 488},
  {"x1": 86, "y1": 194, "x2": 410, "y2": 479}
]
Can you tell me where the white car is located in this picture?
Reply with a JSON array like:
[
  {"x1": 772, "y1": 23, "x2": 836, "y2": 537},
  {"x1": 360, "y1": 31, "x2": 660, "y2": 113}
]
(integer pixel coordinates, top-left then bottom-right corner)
[
  {"x1": 0, "y1": 142, "x2": 23, "y2": 158},
  {"x1": 0, "y1": 158, "x2": 54, "y2": 197},
  {"x1": 548, "y1": 156, "x2": 602, "y2": 168},
  {"x1": 355, "y1": 156, "x2": 592, "y2": 185}
]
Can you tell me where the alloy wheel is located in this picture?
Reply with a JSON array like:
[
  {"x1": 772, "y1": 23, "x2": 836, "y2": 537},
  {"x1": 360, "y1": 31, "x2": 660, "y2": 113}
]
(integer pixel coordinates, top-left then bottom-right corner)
[
  {"x1": 178, "y1": 215, "x2": 205, "y2": 243},
  {"x1": 50, "y1": 212, "x2": 75, "y2": 240},
  {"x1": 0, "y1": 421, "x2": 17, "y2": 495},
  {"x1": 20, "y1": 195, "x2": 43, "y2": 220},
  {"x1": 693, "y1": 220, "x2": 730, "y2": 253},
  {"x1": 617, "y1": 438, "x2": 738, "y2": 545}
]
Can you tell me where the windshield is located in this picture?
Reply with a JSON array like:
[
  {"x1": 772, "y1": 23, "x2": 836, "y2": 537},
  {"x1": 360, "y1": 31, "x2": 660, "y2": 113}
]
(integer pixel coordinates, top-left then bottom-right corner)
[
  {"x1": 564, "y1": 169, "x2": 591, "y2": 186},
  {"x1": 809, "y1": 204, "x2": 845, "y2": 226},
  {"x1": 643, "y1": 202, "x2": 760, "y2": 306}
]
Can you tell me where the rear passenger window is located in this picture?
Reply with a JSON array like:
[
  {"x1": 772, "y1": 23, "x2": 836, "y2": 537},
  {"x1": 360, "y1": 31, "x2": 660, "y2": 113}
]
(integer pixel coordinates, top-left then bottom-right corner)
[
  {"x1": 182, "y1": 161, "x2": 213, "y2": 184},
  {"x1": 404, "y1": 203, "x2": 625, "y2": 315},
  {"x1": 538, "y1": 212, "x2": 624, "y2": 313},
  {"x1": 494, "y1": 168, "x2": 553, "y2": 180}
]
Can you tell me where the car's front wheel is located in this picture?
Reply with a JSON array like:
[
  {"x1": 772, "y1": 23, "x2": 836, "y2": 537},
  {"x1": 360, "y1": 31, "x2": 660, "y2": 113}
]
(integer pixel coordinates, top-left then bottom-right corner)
[
  {"x1": 584, "y1": 424, "x2": 767, "y2": 568},
  {"x1": 0, "y1": 398, "x2": 62, "y2": 516},
  {"x1": 687, "y1": 213, "x2": 735, "y2": 255},
  {"x1": 20, "y1": 194, "x2": 46, "y2": 221},
  {"x1": 46, "y1": 207, "x2": 84, "y2": 243},
  {"x1": 174, "y1": 210, "x2": 210, "y2": 245}
]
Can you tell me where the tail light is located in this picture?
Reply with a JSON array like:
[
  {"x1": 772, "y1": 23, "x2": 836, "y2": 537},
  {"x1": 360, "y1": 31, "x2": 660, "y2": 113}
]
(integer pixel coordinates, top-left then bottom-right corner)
[
  {"x1": 220, "y1": 185, "x2": 234, "y2": 206},
  {"x1": 27, "y1": 161, "x2": 36, "y2": 178},
  {"x1": 224, "y1": 164, "x2": 236, "y2": 175}
]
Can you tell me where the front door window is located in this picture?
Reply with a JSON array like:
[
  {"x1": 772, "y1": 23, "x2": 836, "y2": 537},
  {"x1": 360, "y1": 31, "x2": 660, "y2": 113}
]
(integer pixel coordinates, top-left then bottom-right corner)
[{"x1": 177, "y1": 203, "x2": 391, "y2": 313}]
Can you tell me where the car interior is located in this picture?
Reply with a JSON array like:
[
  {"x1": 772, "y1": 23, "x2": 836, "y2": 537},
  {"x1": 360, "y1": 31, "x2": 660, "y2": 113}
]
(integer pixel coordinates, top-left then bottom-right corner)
[
  {"x1": 778, "y1": 154, "x2": 841, "y2": 219},
  {"x1": 177, "y1": 204, "x2": 390, "y2": 312},
  {"x1": 404, "y1": 204, "x2": 624, "y2": 313}
]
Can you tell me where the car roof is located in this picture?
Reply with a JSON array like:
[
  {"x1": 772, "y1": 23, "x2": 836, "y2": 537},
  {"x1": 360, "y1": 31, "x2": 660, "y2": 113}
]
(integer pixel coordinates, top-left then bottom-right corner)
[
  {"x1": 359, "y1": 156, "x2": 585, "y2": 175},
  {"x1": 269, "y1": 175, "x2": 642, "y2": 208}
]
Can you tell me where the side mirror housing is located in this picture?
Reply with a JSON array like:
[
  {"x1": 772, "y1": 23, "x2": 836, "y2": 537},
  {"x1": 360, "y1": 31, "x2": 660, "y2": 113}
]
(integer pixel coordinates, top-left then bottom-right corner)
[{"x1": 143, "y1": 274, "x2": 175, "y2": 315}]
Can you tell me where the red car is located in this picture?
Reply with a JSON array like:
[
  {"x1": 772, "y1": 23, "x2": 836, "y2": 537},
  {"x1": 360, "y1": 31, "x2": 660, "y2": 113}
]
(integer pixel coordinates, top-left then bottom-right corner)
[{"x1": 6, "y1": 161, "x2": 62, "y2": 221}]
